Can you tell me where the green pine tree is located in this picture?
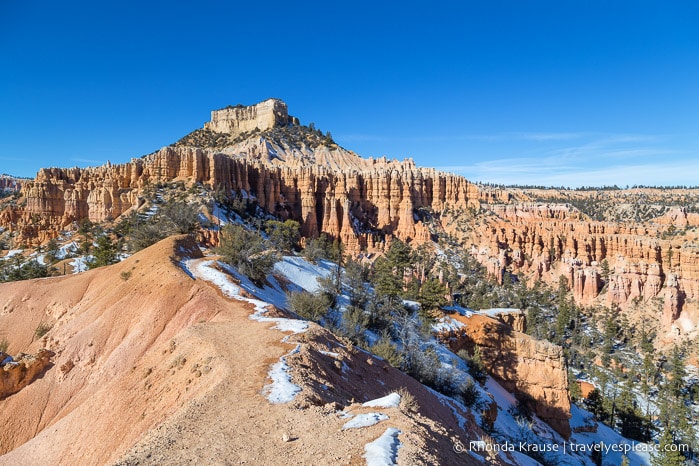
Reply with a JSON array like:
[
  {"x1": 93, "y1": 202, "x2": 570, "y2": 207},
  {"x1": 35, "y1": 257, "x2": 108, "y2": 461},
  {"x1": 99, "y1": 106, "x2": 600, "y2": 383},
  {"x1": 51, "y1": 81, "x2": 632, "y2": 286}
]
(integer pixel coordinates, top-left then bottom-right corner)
[
  {"x1": 651, "y1": 428, "x2": 686, "y2": 466},
  {"x1": 88, "y1": 235, "x2": 119, "y2": 269}
]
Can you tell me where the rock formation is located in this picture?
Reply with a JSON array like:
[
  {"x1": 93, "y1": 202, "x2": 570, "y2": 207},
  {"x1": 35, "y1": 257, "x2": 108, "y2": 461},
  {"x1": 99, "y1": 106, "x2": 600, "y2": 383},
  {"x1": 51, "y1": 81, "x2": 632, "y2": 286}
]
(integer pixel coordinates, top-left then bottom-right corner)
[
  {"x1": 204, "y1": 99, "x2": 290, "y2": 136},
  {"x1": 436, "y1": 313, "x2": 572, "y2": 439},
  {"x1": 455, "y1": 199, "x2": 699, "y2": 332},
  {"x1": 3, "y1": 135, "x2": 478, "y2": 252},
  {"x1": 0, "y1": 349, "x2": 54, "y2": 400},
  {"x1": 0, "y1": 175, "x2": 26, "y2": 192}
]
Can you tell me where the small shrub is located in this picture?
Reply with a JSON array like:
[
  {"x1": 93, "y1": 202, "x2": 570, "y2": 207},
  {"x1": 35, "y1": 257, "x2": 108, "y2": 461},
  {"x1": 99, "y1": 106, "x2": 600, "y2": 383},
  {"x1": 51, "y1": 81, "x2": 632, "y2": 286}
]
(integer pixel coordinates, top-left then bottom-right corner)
[
  {"x1": 458, "y1": 347, "x2": 488, "y2": 384},
  {"x1": 0, "y1": 338, "x2": 8, "y2": 353},
  {"x1": 396, "y1": 387, "x2": 419, "y2": 414},
  {"x1": 159, "y1": 200, "x2": 200, "y2": 234},
  {"x1": 88, "y1": 235, "x2": 119, "y2": 269},
  {"x1": 339, "y1": 305, "x2": 369, "y2": 344},
  {"x1": 265, "y1": 219, "x2": 300, "y2": 252},
  {"x1": 35, "y1": 322, "x2": 52, "y2": 339},
  {"x1": 370, "y1": 333, "x2": 403, "y2": 367},
  {"x1": 403, "y1": 346, "x2": 442, "y2": 387},
  {"x1": 120, "y1": 271, "x2": 132, "y2": 281},
  {"x1": 129, "y1": 220, "x2": 168, "y2": 251},
  {"x1": 459, "y1": 378, "x2": 481, "y2": 407},
  {"x1": 217, "y1": 224, "x2": 277, "y2": 286},
  {"x1": 302, "y1": 234, "x2": 343, "y2": 264},
  {"x1": 286, "y1": 290, "x2": 330, "y2": 322}
]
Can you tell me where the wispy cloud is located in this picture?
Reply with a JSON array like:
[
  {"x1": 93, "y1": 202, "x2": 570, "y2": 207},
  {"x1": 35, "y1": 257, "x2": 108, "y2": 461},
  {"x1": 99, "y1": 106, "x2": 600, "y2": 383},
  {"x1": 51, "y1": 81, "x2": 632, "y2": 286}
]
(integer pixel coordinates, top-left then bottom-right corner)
[
  {"x1": 438, "y1": 156, "x2": 699, "y2": 188},
  {"x1": 434, "y1": 132, "x2": 697, "y2": 187},
  {"x1": 515, "y1": 132, "x2": 584, "y2": 141},
  {"x1": 71, "y1": 158, "x2": 105, "y2": 166}
]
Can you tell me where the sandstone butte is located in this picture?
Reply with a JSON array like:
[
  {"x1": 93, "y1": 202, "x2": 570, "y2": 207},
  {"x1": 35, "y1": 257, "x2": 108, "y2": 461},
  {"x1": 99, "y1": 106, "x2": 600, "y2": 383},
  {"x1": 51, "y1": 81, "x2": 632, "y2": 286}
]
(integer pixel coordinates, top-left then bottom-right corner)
[
  {"x1": 0, "y1": 236, "x2": 497, "y2": 465},
  {"x1": 1, "y1": 98, "x2": 697, "y2": 337}
]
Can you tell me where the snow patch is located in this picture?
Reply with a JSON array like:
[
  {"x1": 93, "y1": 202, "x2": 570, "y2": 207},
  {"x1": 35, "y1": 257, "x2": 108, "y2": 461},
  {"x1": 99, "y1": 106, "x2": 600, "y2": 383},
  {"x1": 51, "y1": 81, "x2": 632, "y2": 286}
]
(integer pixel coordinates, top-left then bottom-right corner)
[
  {"x1": 186, "y1": 259, "x2": 308, "y2": 334},
  {"x1": 432, "y1": 315, "x2": 466, "y2": 333},
  {"x1": 342, "y1": 413, "x2": 389, "y2": 430},
  {"x1": 442, "y1": 304, "x2": 473, "y2": 317},
  {"x1": 263, "y1": 345, "x2": 302, "y2": 404},
  {"x1": 362, "y1": 393, "x2": 401, "y2": 409},
  {"x1": 478, "y1": 308, "x2": 521, "y2": 317},
  {"x1": 1, "y1": 249, "x2": 23, "y2": 260},
  {"x1": 273, "y1": 256, "x2": 333, "y2": 293},
  {"x1": 364, "y1": 428, "x2": 402, "y2": 466},
  {"x1": 69, "y1": 256, "x2": 90, "y2": 273},
  {"x1": 57, "y1": 241, "x2": 79, "y2": 259}
]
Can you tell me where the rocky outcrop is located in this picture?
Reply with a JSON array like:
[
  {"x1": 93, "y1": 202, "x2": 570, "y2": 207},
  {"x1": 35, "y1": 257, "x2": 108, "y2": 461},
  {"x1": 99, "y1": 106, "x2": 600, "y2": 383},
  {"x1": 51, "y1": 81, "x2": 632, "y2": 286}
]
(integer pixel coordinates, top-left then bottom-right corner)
[
  {"x1": 457, "y1": 200, "x2": 699, "y2": 329},
  {"x1": 489, "y1": 309, "x2": 527, "y2": 333},
  {"x1": 0, "y1": 175, "x2": 26, "y2": 192},
  {"x1": 0, "y1": 349, "x2": 54, "y2": 400},
  {"x1": 204, "y1": 99, "x2": 289, "y2": 136},
  {"x1": 4, "y1": 139, "x2": 478, "y2": 252},
  {"x1": 436, "y1": 313, "x2": 571, "y2": 439}
]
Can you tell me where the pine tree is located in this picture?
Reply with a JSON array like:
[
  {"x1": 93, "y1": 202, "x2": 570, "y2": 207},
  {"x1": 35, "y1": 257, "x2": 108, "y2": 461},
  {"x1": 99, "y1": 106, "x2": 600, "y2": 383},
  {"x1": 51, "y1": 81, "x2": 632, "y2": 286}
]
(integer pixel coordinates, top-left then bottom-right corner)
[
  {"x1": 418, "y1": 277, "x2": 447, "y2": 316},
  {"x1": 373, "y1": 256, "x2": 402, "y2": 300},
  {"x1": 88, "y1": 235, "x2": 119, "y2": 269},
  {"x1": 616, "y1": 377, "x2": 652, "y2": 442},
  {"x1": 668, "y1": 345, "x2": 687, "y2": 398},
  {"x1": 651, "y1": 429, "x2": 686, "y2": 466},
  {"x1": 344, "y1": 259, "x2": 370, "y2": 308}
]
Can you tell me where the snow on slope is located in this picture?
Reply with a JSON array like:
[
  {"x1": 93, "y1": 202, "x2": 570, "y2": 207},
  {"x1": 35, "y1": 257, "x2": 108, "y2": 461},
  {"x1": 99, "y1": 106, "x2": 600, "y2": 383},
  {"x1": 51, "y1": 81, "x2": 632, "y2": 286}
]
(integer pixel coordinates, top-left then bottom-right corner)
[
  {"x1": 264, "y1": 345, "x2": 302, "y2": 403},
  {"x1": 569, "y1": 404, "x2": 651, "y2": 466},
  {"x1": 364, "y1": 427, "x2": 402, "y2": 466},
  {"x1": 273, "y1": 256, "x2": 335, "y2": 293},
  {"x1": 363, "y1": 393, "x2": 401, "y2": 409},
  {"x1": 342, "y1": 413, "x2": 389, "y2": 430},
  {"x1": 183, "y1": 250, "x2": 653, "y2": 465}
]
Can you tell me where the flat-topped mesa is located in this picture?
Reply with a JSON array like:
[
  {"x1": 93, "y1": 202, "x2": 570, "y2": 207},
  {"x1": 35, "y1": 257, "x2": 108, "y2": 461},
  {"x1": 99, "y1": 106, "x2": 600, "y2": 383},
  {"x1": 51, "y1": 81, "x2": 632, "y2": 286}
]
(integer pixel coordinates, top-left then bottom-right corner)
[{"x1": 204, "y1": 99, "x2": 289, "y2": 137}]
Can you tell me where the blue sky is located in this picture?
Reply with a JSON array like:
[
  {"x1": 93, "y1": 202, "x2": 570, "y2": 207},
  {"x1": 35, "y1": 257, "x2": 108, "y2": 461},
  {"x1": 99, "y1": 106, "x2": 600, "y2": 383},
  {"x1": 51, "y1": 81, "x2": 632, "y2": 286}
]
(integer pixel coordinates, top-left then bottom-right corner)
[{"x1": 1, "y1": 1, "x2": 698, "y2": 187}]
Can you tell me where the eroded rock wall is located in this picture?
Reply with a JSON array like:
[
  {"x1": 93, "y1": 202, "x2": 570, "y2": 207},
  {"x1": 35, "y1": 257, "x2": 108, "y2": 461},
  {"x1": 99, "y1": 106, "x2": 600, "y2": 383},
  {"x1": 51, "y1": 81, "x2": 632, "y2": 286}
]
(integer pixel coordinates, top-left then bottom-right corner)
[
  {"x1": 437, "y1": 313, "x2": 571, "y2": 438},
  {"x1": 4, "y1": 144, "x2": 478, "y2": 252},
  {"x1": 459, "y1": 202, "x2": 699, "y2": 329}
]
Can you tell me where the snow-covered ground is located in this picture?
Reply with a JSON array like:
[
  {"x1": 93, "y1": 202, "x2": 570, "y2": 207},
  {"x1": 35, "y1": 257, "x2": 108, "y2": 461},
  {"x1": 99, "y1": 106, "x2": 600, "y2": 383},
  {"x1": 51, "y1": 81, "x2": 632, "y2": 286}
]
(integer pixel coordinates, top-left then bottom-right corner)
[
  {"x1": 273, "y1": 256, "x2": 335, "y2": 293},
  {"x1": 69, "y1": 256, "x2": 91, "y2": 273},
  {"x1": 1, "y1": 249, "x2": 23, "y2": 260},
  {"x1": 363, "y1": 393, "x2": 401, "y2": 409},
  {"x1": 263, "y1": 345, "x2": 302, "y2": 404},
  {"x1": 431, "y1": 315, "x2": 466, "y2": 333},
  {"x1": 364, "y1": 427, "x2": 402, "y2": 466},
  {"x1": 342, "y1": 413, "x2": 389, "y2": 430}
]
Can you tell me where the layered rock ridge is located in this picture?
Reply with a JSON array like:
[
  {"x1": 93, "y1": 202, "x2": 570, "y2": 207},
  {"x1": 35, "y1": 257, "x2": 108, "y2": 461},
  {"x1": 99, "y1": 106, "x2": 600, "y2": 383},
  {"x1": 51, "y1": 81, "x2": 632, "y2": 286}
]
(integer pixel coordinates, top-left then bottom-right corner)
[
  {"x1": 3, "y1": 132, "x2": 479, "y2": 252},
  {"x1": 453, "y1": 199, "x2": 699, "y2": 333}
]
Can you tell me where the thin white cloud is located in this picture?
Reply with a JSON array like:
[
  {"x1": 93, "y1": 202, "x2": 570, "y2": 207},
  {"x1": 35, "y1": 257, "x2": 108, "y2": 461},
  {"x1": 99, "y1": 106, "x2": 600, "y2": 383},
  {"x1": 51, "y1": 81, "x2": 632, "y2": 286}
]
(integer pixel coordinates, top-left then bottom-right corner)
[
  {"x1": 71, "y1": 158, "x2": 105, "y2": 165},
  {"x1": 515, "y1": 132, "x2": 584, "y2": 141},
  {"x1": 438, "y1": 157, "x2": 699, "y2": 188}
]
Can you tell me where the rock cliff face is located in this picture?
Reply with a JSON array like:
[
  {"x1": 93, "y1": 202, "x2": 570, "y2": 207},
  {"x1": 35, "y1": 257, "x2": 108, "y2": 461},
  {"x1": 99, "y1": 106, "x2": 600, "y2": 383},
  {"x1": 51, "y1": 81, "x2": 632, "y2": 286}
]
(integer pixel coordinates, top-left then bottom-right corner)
[
  {"x1": 204, "y1": 99, "x2": 289, "y2": 136},
  {"x1": 453, "y1": 200, "x2": 699, "y2": 333},
  {"x1": 0, "y1": 175, "x2": 26, "y2": 192},
  {"x1": 4, "y1": 139, "x2": 478, "y2": 251},
  {"x1": 436, "y1": 313, "x2": 571, "y2": 438}
]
